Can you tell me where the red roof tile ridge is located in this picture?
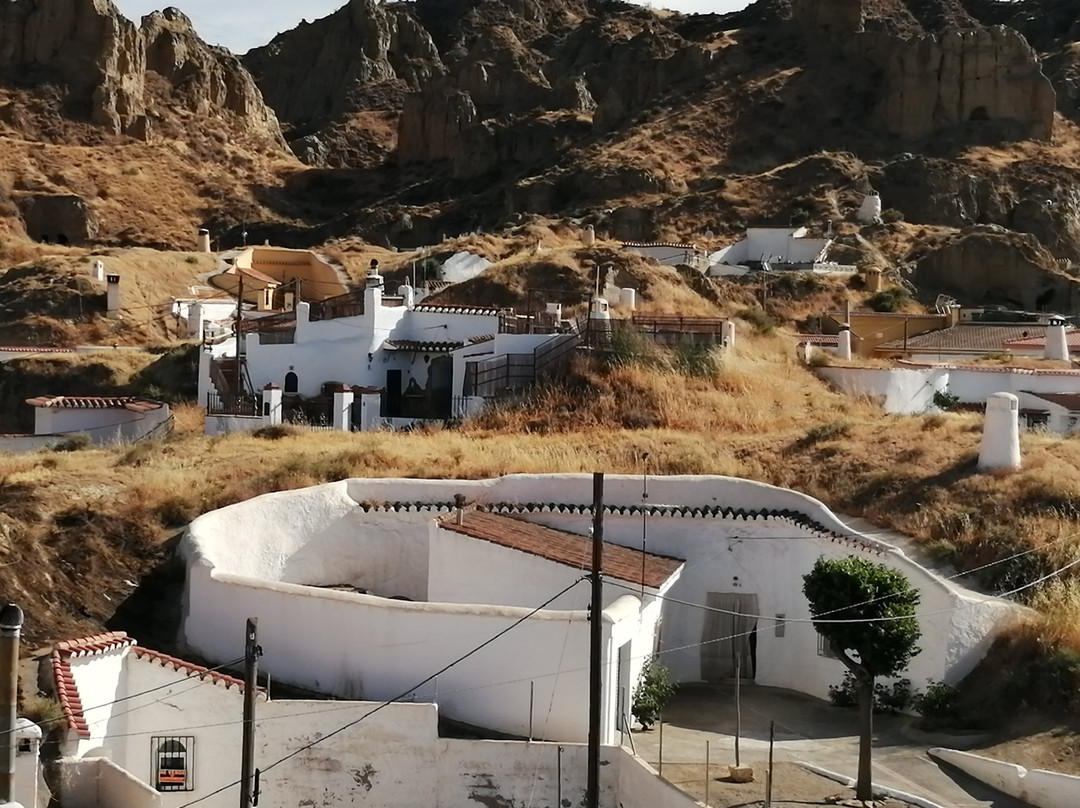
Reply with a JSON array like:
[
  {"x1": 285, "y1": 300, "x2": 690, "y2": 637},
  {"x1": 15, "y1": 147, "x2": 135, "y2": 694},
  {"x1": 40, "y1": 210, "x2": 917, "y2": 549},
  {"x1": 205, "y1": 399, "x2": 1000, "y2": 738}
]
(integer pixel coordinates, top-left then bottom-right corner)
[
  {"x1": 132, "y1": 646, "x2": 250, "y2": 691},
  {"x1": 53, "y1": 631, "x2": 134, "y2": 655}
]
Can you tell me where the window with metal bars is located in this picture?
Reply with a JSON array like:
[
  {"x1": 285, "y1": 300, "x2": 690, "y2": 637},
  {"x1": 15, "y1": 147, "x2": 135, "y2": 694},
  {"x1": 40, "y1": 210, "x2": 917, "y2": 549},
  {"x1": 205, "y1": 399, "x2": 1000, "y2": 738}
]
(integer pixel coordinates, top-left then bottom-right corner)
[{"x1": 152, "y1": 736, "x2": 194, "y2": 792}]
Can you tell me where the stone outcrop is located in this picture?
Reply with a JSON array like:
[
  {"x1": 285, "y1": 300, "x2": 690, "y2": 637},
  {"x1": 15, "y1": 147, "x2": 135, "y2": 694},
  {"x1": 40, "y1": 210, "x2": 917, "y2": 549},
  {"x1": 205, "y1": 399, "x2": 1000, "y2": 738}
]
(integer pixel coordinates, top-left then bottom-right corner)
[
  {"x1": 17, "y1": 195, "x2": 96, "y2": 245},
  {"x1": 872, "y1": 26, "x2": 1056, "y2": 141},
  {"x1": 791, "y1": 0, "x2": 863, "y2": 34},
  {"x1": 244, "y1": 0, "x2": 443, "y2": 129},
  {"x1": 0, "y1": 0, "x2": 284, "y2": 144},
  {"x1": 914, "y1": 230, "x2": 1079, "y2": 311}
]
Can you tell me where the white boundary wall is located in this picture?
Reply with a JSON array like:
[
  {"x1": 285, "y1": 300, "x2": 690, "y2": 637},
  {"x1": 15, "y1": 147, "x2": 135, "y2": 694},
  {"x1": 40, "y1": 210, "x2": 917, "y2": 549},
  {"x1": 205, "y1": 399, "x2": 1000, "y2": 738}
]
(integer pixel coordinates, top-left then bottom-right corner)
[
  {"x1": 929, "y1": 748, "x2": 1080, "y2": 808},
  {"x1": 181, "y1": 475, "x2": 1015, "y2": 735},
  {"x1": 820, "y1": 365, "x2": 1080, "y2": 415}
]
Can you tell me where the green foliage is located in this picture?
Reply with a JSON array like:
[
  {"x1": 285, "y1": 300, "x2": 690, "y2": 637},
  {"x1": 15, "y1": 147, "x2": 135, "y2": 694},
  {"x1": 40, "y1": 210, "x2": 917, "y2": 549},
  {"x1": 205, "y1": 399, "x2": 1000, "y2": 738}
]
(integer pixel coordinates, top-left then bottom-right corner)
[
  {"x1": 184, "y1": 256, "x2": 199, "y2": 264},
  {"x1": 606, "y1": 326, "x2": 664, "y2": 369},
  {"x1": 671, "y1": 339, "x2": 719, "y2": 378},
  {"x1": 932, "y1": 390, "x2": 961, "y2": 411},
  {"x1": 740, "y1": 307, "x2": 777, "y2": 334},
  {"x1": 52, "y1": 433, "x2": 91, "y2": 452},
  {"x1": 632, "y1": 656, "x2": 677, "y2": 730},
  {"x1": 828, "y1": 671, "x2": 913, "y2": 714},
  {"x1": 801, "y1": 420, "x2": 850, "y2": 445},
  {"x1": 802, "y1": 556, "x2": 922, "y2": 679},
  {"x1": 866, "y1": 288, "x2": 911, "y2": 313},
  {"x1": 769, "y1": 272, "x2": 826, "y2": 299},
  {"x1": 881, "y1": 208, "x2": 905, "y2": 224},
  {"x1": 912, "y1": 680, "x2": 964, "y2": 730}
]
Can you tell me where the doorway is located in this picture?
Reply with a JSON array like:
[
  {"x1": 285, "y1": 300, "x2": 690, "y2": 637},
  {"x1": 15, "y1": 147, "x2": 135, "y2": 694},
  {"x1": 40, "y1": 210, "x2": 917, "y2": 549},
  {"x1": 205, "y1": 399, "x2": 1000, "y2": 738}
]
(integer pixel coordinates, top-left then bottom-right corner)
[
  {"x1": 617, "y1": 641, "x2": 632, "y2": 734},
  {"x1": 384, "y1": 369, "x2": 403, "y2": 417},
  {"x1": 700, "y1": 592, "x2": 759, "y2": 681}
]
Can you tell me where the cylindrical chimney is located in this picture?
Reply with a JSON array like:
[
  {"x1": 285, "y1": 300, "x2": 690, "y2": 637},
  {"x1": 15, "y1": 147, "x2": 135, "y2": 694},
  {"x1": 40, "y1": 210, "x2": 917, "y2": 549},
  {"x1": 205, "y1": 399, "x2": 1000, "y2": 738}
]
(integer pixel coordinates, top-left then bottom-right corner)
[
  {"x1": 978, "y1": 393, "x2": 1021, "y2": 471},
  {"x1": 837, "y1": 325, "x2": 852, "y2": 361},
  {"x1": 0, "y1": 603, "x2": 23, "y2": 804},
  {"x1": 197, "y1": 228, "x2": 212, "y2": 253},
  {"x1": 1044, "y1": 317, "x2": 1069, "y2": 362}
]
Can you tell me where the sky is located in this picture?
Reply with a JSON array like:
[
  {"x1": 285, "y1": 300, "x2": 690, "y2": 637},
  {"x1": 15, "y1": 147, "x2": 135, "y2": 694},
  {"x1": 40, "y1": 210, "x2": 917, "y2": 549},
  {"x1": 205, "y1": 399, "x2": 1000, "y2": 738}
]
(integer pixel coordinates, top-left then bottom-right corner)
[{"x1": 113, "y1": 0, "x2": 751, "y2": 54}]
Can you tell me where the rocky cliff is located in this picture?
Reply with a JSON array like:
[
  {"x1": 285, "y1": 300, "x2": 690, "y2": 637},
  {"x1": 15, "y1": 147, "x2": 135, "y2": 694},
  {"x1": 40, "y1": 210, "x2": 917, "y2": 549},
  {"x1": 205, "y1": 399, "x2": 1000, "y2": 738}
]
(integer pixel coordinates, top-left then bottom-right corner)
[
  {"x1": 0, "y1": 0, "x2": 283, "y2": 145},
  {"x1": 871, "y1": 26, "x2": 1056, "y2": 141}
]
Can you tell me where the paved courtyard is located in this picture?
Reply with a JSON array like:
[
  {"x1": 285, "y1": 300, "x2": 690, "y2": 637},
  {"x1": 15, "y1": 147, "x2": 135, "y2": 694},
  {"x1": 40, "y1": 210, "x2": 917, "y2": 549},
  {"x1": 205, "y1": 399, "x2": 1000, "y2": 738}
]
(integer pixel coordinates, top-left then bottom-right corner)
[{"x1": 628, "y1": 683, "x2": 1029, "y2": 808}]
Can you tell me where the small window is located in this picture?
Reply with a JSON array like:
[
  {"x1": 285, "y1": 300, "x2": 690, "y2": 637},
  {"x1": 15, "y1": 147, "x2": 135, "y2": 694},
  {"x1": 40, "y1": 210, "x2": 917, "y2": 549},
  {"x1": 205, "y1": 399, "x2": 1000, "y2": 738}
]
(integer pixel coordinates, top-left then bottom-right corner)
[
  {"x1": 774, "y1": 614, "x2": 786, "y2": 638},
  {"x1": 817, "y1": 632, "x2": 837, "y2": 659},
  {"x1": 153, "y1": 737, "x2": 194, "y2": 792},
  {"x1": 284, "y1": 371, "x2": 299, "y2": 394},
  {"x1": 17, "y1": 738, "x2": 31, "y2": 754}
]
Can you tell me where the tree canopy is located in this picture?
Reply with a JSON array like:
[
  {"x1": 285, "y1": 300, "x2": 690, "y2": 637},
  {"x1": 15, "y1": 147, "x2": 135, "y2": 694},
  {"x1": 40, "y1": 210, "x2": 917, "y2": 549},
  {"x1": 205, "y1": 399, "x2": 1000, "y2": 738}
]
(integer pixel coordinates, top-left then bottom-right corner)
[{"x1": 802, "y1": 555, "x2": 922, "y2": 680}]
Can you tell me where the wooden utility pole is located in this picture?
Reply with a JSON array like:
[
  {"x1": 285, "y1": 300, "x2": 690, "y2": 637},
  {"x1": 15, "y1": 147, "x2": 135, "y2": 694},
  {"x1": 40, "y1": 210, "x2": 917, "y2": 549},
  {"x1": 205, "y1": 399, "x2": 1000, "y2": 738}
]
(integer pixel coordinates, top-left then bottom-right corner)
[
  {"x1": 587, "y1": 472, "x2": 604, "y2": 808},
  {"x1": 240, "y1": 618, "x2": 260, "y2": 808},
  {"x1": 0, "y1": 603, "x2": 22, "y2": 804},
  {"x1": 234, "y1": 274, "x2": 245, "y2": 398}
]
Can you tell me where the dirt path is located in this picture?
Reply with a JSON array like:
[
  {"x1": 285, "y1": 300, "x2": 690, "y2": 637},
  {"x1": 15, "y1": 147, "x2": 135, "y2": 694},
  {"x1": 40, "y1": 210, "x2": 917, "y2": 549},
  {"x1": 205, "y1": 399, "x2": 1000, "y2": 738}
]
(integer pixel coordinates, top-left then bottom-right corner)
[{"x1": 631, "y1": 683, "x2": 1032, "y2": 808}]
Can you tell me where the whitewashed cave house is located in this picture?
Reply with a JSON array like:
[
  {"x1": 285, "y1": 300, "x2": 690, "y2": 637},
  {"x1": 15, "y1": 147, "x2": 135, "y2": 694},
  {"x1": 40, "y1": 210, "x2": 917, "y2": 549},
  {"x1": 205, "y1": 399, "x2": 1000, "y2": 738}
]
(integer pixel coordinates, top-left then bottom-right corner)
[
  {"x1": 199, "y1": 263, "x2": 567, "y2": 434},
  {"x1": 178, "y1": 474, "x2": 1016, "y2": 746}
]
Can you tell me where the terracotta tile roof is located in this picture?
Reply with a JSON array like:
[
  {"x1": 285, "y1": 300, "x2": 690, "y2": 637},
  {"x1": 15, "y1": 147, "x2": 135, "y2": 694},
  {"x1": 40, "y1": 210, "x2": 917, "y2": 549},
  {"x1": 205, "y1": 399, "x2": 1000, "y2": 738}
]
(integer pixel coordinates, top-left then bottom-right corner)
[
  {"x1": 51, "y1": 631, "x2": 251, "y2": 739},
  {"x1": 132, "y1": 647, "x2": 249, "y2": 691},
  {"x1": 825, "y1": 310, "x2": 926, "y2": 319},
  {"x1": 0, "y1": 346, "x2": 74, "y2": 354},
  {"x1": 897, "y1": 360, "x2": 1080, "y2": 377},
  {"x1": 878, "y1": 325, "x2": 1047, "y2": 352},
  {"x1": 1025, "y1": 392, "x2": 1080, "y2": 411},
  {"x1": 622, "y1": 241, "x2": 698, "y2": 250},
  {"x1": 384, "y1": 339, "x2": 464, "y2": 352},
  {"x1": 227, "y1": 265, "x2": 280, "y2": 285},
  {"x1": 412, "y1": 304, "x2": 501, "y2": 315},
  {"x1": 25, "y1": 396, "x2": 164, "y2": 413},
  {"x1": 437, "y1": 511, "x2": 683, "y2": 589},
  {"x1": 794, "y1": 334, "x2": 839, "y2": 346},
  {"x1": 52, "y1": 632, "x2": 135, "y2": 738},
  {"x1": 1003, "y1": 331, "x2": 1080, "y2": 349}
]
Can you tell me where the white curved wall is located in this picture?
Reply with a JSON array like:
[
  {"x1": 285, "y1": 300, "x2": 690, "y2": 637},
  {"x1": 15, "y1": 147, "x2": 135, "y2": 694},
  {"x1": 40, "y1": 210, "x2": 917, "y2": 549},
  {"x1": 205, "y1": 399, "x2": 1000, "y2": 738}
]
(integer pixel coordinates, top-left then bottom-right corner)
[{"x1": 181, "y1": 474, "x2": 1016, "y2": 739}]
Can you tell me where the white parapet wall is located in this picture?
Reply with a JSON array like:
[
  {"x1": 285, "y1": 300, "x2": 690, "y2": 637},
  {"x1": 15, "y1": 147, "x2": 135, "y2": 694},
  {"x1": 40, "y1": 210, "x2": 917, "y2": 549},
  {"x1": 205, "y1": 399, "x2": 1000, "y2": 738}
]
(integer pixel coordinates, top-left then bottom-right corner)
[
  {"x1": 180, "y1": 474, "x2": 1017, "y2": 737},
  {"x1": 56, "y1": 757, "x2": 162, "y2": 808},
  {"x1": 929, "y1": 748, "x2": 1080, "y2": 808}
]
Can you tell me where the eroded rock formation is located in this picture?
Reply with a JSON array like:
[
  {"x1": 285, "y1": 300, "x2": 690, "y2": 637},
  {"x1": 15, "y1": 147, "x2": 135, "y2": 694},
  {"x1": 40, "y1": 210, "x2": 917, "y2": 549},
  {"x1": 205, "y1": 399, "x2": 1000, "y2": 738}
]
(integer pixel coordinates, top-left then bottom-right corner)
[
  {"x1": 872, "y1": 26, "x2": 1056, "y2": 141},
  {"x1": 0, "y1": 0, "x2": 283, "y2": 144}
]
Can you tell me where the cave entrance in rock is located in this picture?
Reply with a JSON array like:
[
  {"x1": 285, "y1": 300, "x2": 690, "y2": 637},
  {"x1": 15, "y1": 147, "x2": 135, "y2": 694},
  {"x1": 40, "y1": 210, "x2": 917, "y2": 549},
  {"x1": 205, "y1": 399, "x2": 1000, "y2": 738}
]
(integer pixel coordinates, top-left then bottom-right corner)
[{"x1": 969, "y1": 106, "x2": 990, "y2": 122}]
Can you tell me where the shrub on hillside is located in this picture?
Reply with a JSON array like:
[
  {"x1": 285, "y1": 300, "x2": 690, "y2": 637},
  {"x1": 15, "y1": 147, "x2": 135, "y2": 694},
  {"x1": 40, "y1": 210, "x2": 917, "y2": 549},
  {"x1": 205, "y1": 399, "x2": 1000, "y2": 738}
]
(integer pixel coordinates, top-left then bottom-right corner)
[
  {"x1": 52, "y1": 433, "x2": 91, "y2": 452},
  {"x1": 866, "y1": 288, "x2": 911, "y2": 313},
  {"x1": 828, "y1": 671, "x2": 913, "y2": 714}
]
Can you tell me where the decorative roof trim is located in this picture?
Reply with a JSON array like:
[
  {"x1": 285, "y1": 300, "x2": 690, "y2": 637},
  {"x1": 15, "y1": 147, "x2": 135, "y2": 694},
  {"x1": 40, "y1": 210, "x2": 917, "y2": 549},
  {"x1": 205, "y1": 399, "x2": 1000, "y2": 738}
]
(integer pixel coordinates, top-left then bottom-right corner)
[
  {"x1": 412, "y1": 304, "x2": 502, "y2": 315},
  {"x1": 51, "y1": 631, "x2": 253, "y2": 738},
  {"x1": 353, "y1": 501, "x2": 886, "y2": 555},
  {"x1": 26, "y1": 396, "x2": 164, "y2": 412}
]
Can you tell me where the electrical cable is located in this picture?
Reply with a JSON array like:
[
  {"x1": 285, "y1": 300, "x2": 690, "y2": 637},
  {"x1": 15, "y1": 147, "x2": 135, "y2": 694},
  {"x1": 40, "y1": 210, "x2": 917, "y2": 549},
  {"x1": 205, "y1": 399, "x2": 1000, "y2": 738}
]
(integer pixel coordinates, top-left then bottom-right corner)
[{"x1": 174, "y1": 577, "x2": 587, "y2": 808}]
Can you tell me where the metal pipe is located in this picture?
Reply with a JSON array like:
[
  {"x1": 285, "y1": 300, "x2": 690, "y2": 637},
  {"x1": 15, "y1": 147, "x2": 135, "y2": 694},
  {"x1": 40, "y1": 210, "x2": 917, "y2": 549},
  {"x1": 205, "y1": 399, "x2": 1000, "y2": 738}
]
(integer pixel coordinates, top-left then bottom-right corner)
[
  {"x1": 587, "y1": 473, "x2": 604, "y2": 808},
  {"x1": 704, "y1": 741, "x2": 710, "y2": 807},
  {"x1": 0, "y1": 603, "x2": 23, "y2": 804}
]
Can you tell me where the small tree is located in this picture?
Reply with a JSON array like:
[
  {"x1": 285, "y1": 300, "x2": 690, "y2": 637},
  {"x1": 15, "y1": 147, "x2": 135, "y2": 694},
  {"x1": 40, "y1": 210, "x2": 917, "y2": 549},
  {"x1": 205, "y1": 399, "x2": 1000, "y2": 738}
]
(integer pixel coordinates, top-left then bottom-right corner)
[
  {"x1": 802, "y1": 557, "x2": 921, "y2": 802},
  {"x1": 631, "y1": 656, "x2": 677, "y2": 730}
]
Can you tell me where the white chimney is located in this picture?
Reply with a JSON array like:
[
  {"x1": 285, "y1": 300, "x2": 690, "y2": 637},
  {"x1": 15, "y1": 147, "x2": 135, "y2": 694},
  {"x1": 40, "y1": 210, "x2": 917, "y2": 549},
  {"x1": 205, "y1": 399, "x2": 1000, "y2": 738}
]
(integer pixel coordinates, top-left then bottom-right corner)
[
  {"x1": 398, "y1": 285, "x2": 415, "y2": 309},
  {"x1": 619, "y1": 288, "x2": 637, "y2": 310},
  {"x1": 91, "y1": 260, "x2": 105, "y2": 281},
  {"x1": 584, "y1": 225, "x2": 596, "y2": 246},
  {"x1": 106, "y1": 274, "x2": 121, "y2": 318},
  {"x1": 836, "y1": 324, "x2": 852, "y2": 361},
  {"x1": 857, "y1": 192, "x2": 882, "y2": 224},
  {"x1": 197, "y1": 228, "x2": 211, "y2": 253},
  {"x1": 1044, "y1": 317, "x2": 1069, "y2": 361},
  {"x1": 722, "y1": 320, "x2": 736, "y2": 349},
  {"x1": 978, "y1": 392, "x2": 1021, "y2": 471}
]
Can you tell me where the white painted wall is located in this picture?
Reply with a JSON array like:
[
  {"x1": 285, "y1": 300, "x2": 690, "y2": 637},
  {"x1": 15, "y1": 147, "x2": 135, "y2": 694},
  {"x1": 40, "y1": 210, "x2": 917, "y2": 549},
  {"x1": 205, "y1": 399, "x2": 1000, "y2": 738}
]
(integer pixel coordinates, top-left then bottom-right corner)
[
  {"x1": 439, "y1": 252, "x2": 492, "y2": 283},
  {"x1": 33, "y1": 406, "x2": 169, "y2": 444},
  {"x1": 181, "y1": 475, "x2": 1015, "y2": 735},
  {"x1": 818, "y1": 366, "x2": 950, "y2": 414},
  {"x1": 66, "y1": 647, "x2": 128, "y2": 759},
  {"x1": 56, "y1": 757, "x2": 162, "y2": 808},
  {"x1": 821, "y1": 365, "x2": 1080, "y2": 423},
  {"x1": 0, "y1": 435, "x2": 58, "y2": 454},
  {"x1": 1016, "y1": 392, "x2": 1079, "y2": 434},
  {"x1": 710, "y1": 228, "x2": 831, "y2": 267},
  {"x1": 61, "y1": 648, "x2": 699, "y2": 808},
  {"x1": 929, "y1": 748, "x2": 1080, "y2": 808}
]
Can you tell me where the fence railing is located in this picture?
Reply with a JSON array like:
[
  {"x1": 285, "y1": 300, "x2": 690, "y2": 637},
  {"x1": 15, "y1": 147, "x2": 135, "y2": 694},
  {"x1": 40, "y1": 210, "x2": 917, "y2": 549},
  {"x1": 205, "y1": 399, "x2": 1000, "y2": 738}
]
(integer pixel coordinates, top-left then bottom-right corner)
[
  {"x1": 207, "y1": 392, "x2": 260, "y2": 417},
  {"x1": 311, "y1": 290, "x2": 365, "y2": 321}
]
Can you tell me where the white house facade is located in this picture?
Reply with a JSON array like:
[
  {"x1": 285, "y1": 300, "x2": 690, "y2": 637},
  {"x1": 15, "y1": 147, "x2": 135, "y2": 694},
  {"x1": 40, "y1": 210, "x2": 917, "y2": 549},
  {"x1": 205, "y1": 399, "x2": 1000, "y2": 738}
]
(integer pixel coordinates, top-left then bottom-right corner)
[
  {"x1": 42, "y1": 632, "x2": 698, "y2": 808},
  {"x1": 199, "y1": 266, "x2": 569, "y2": 433},
  {"x1": 179, "y1": 474, "x2": 1015, "y2": 746}
]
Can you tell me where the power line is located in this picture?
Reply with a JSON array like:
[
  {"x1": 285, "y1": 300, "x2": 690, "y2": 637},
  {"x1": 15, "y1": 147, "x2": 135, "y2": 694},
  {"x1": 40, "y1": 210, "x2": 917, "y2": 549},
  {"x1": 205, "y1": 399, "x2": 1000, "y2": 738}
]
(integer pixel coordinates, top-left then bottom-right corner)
[{"x1": 175, "y1": 577, "x2": 587, "y2": 808}]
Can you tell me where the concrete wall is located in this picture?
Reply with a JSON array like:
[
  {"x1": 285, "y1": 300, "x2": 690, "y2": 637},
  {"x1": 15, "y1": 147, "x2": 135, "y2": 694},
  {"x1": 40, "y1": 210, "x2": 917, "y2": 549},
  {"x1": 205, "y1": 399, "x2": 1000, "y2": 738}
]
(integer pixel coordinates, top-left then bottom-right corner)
[
  {"x1": 820, "y1": 365, "x2": 1080, "y2": 417},
  {"x1": 817, "y1": 366, "x2": 949, "y2": 414},
  {"x1": 62, "y1": 646, "x2": 698, "y2": 808},
  {"x1": 0, "y1": 435, "x2": 57, "y2": 454},
  {"x1": 56, "y1": 757, "x2": 162, "y2": 808},
  {"x1": 181, "y1": 475, "x2": 1014, "y2": 727},
  {"x1": 929, "y1": 748, "x2": 1080, "y2": 808},
  {"x1": 711, "y1": 228, "x2": 830, "y2": 266},
  {"x1": 33, "y1": 405, "x2": 169, "y2": 444}
]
